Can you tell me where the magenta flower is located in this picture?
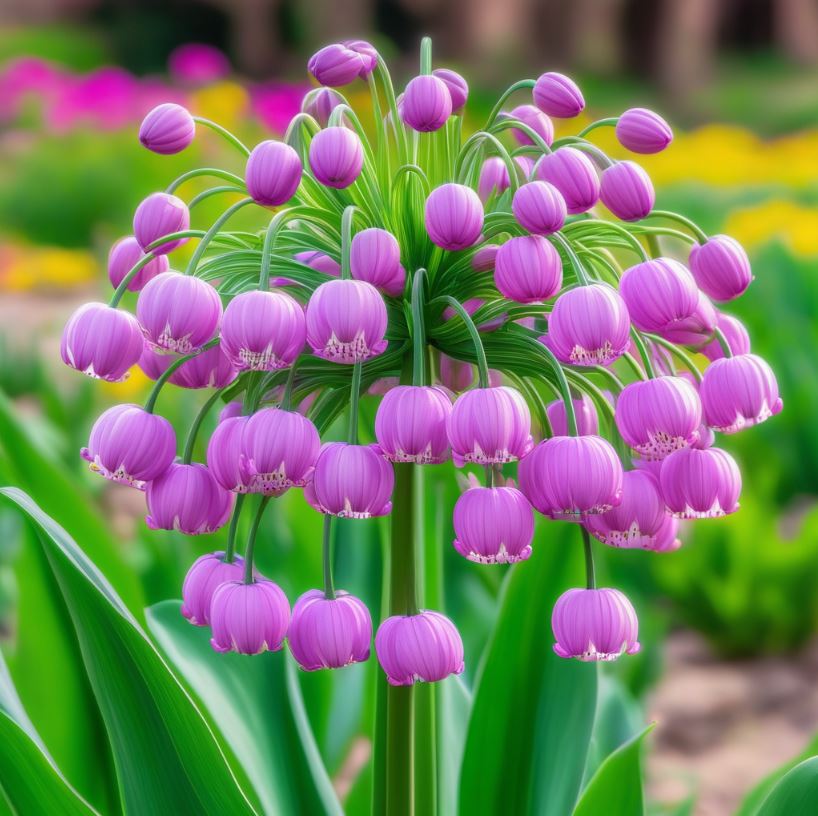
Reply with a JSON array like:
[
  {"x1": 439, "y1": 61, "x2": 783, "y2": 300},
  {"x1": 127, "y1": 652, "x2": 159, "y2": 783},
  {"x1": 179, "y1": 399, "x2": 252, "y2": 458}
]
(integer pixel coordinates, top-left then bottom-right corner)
[
  {"x1": 309, "y1": 127, "x2": 363, "y2": 189},
  {"x1": 308, "y1": 43, "x2": 369, "y2": 87},
  {"x1": 207, "y1": 416, "x2": 253, "y2": 493},
  {"x1": 477, "y1": 156, "x2": 534, "y2": 201},
  {"x1": 439, "y1": 354, "x2": 475, "y2": 393},
  {"x1": 302, "y1": 87, "x2": 344, "y2": 127},
  {"x1": 170, "y1": 343, "x2": 238, "y2": 389},
  {"x1": 615, "y1": 108, "x2": 673, "y2": 154},
  {"x1": 350, "y1": 228, "x2": 405, "y2": 296},
  {"x1": 471, "y1": 243, "x2": 499, "y2": 273},
  {"x1": 294, "y1": 250, "x2": 341, "y2": 277},
  {"x1": 432, "y1": 68, "x2": 468, "y2": 114},
  {"x1": 552, "y1": 588, "x2": 640, "y2": 661},
  {"x1": 425, "y1": 183, "x2": 484, "y2": 251},
  {"x1": 689, "y1": 235, "x2": 753, "y2": 302},
  {"x1": 375, "y1": 611, "x2": 464, "y2": 686},
  {"x1": 546, "y1": 395, "x2": 599, "y2": 437},
  {"x1": 533, "y1": 72, "x2": 585, "y2": 118},
  {"x1": 246, "y1": 140, "x2": 302, "y2": 206},
  {"x1": 81, "y1": 404, "x2": 175, "y2": 489},
  {"x1": 649, "y1": 514, "x2": 682, "y2": 553},
  {"x1": 700, "y1": 312, "x2": 751, "y2": 360},
  {"x1": 619, "y1": 258, "x2": 699, "y2": 334},
  {"x1": 402, "y1": 75, "x2": 452, "y2": 132},
  {"x1": 108, "y1": 236, "x2": 169, "y2": 292},
  {"x1": 660, "y1": 446, "x2": 742, "y2": 518},
  {"x1": 375, "y1": 385, "x2": 452, "y2": 464},
  {"x1": 512, "y1": 181, "x2": 567, "y2": 236},
  {"x1": 288, "y1": 589, "x2": 372, "y2": 671},
  {"x1": 507, "y1": 104, "x2": 554, "y2": 146},
  {"x1": 600, "y1": 161, "x2": 655, "y2": 222},
  {"x1": 537, "y1": 147, "x2": 600, "y2": 215},
  {"x1": 137, "y1": 272, "x2": 222, "y2": 354},
  {"x1": 133, "y1": 192, "x2": 190, "y2": 254},
  {"x1": 181, "y1": 551, "x2": 246, "y2": 626},
  {"x1": 494, "y1": 235, "x2": 562, "y2": 303},
  {"x1": 700, "y1": 354, "x2": 783, "y2": 433},
  {"x1": 138, "y1": 103, "x2": 195, "y2": 154},
  {"x1": 659, "y1": 290, "x2": 717, "y2": 347},
  {"x1": 168, "y1": 43, "x2": 230, "y2": 86},
  {"x1": 342, "y1": 40, "x2": 379, "y2": 77},
  {"x1": 61, "y1": 302, "x2": 144, "y2": 382},
  {"x1": 210, "y1": 579, "x2": 290, "y2": 655}
]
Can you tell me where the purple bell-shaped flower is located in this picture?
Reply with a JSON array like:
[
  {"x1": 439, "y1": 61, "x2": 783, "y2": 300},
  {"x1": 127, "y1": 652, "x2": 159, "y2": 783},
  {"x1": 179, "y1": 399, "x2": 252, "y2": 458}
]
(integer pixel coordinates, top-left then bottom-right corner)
[
  {"x1": 425, "y1": 183, "x2": 484, "y2": 251},
  {"x1": 375, "y1": 385, "x2": 452, "y2": 464},
  {"x1": 107, "y1": 236, "x2": 169, "y2": 292},
  {"x1": 133, "y1": 192, "x2": 190, "y2": 255},
  {"x1": 660, "y1": 446, "x2": 742, "y2": 519},
  {"x1": 138, "y1": 103, "x2": 195, "y2": 155},
  {"x1": 210, "y1": 579, "x2": 290, "y2": 654},
  {"x1": 181, "y1": 551, "x2": 246, "y2": 626}
]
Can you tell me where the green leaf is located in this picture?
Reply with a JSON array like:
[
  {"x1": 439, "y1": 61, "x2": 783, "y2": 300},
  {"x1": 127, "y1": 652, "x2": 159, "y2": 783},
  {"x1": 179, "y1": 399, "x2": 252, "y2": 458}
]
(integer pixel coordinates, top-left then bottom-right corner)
[
  {"x1": 756, "y1": 757, "x2": 818, "y2": 816},
  {"x1": 146, "y1": 600, "x2": 342, "y2": 816},
  {"x1": 458, "y1": 523, "x2": 598, "y2": 816},
  {"x1": 0, "y1": 487, "x2": 257, "y2": 816},
  {"x1": 573, "y1": 725, "x2": 654, "y2": 816}
]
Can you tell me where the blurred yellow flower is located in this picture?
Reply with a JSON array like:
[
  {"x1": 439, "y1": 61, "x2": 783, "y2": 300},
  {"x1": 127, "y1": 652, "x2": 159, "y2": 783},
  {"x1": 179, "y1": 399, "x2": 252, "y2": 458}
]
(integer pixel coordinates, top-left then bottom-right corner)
[
  {"x1": 723, "y1": 199, "x2": 818, "y2": 256},
  {"x1": 190, "y1": 81, "x2": 250, "y2": 133},
  {"x1": 99, "y1": 364, "x2": 151, "y2": 401},
  {"x1": 0, "y1": 244, "x2": 97, "y2": 291}
]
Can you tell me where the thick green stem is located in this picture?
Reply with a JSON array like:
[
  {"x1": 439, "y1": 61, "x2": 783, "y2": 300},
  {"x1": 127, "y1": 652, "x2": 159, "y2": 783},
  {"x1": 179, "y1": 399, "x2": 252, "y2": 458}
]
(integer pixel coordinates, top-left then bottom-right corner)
[
  {"x1": 581, "y1": 526, "x2": 596, "y2": 589},
  {"x1": 483, "y1": 79, "x2": 536, "y2": 129},
  {"x1": 341, "y1": 205, "x2": 357, "y2": 280},
  {"x1": 411, "y1": 270, "x2": 427, "y2": 386},
  {"x1": 348, "y1": 361, "x2": 363, "y2": 444},
  {"x1": 243, "y1": 496, "x2": 271, "y2": 584},
  {"x1": 420, "y1": 37, "x2": 432, "y2": 75},
  {"x1": 645, "y1": 210, "x2": 708, "y2": 244},
  {"x1": 322, "y1": 515, "x2": 335, "y2": 600},
  {"x1": 224, "y1": 494, "x2": 246, "y2": 563}
]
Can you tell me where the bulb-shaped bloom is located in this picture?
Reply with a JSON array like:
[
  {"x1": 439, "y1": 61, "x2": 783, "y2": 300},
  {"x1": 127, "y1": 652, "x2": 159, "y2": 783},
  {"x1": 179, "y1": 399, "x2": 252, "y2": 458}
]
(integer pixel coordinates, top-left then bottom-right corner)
[
  {"x1": 615, "y1": 108, "x2": 673, "y2": 154},
  {"x1": 507, "y1": 104, "x2": 554, "y2": 146},
  {"x1": 181, "y1": 551, "x2": 246, "y2": 626},
  {"x1": 294, "y1": 250, "x2": 341, "y2": 277},
  {"x1": 546, "y1": 283, "x2": 631, "y2": 366},
  {"x1": 494, "y1": 235, "x2": 562, "y2": 303},
  {"x1": 432, "y1": 68, "x2": 468, "y2": 113},
  {"x1": 302, "y1": 87, "x2": 344, "y2": 127},
  {"x1": 700, "y1": 312, "x2": 751, "y2": 360},
  {"x1": 649, "y1": 514, "x2": 682, "y2": 553},
  {"x1": 471, "y1": 243, "x2": 499, "y2": 273},
  {"x1": 350, "y1": 227, "x2": 405, "y2": 296},
  {"x1": 81, "y1": 404, "x2": 175, "y2": 489},
  {"x1": 477, "y1": 156, "x2": 534, "y2": 201},
  {"x1": 375, "y1": 385, "x2": 452, "y2": 463},
  {"x1": 518, "y1": 435, "x2": 624, "y2": 520},
  {"x1": 306, "y1": 279, "x2": 387, "y2": 363},
  {"x1": 511, "y1": 181, "x2": 567, "y2": 235},
  {"x1": 137, "y1": 271, "x2": 223, "y2": 353},
  {"x1": 138, "y1": 103, "x2": 195, "y2": 154},
  {"x1": 288, "y1": 589, "x2": 372, "y2": 670},
  {"x1": 308, "y1": 43, "x2": 369, "y2": 86},
  {"x1": 108, "y1": 236, "x2": 169, "y2": 291},
  {"x1": 552, "y1": 588, "x2": 640, "y2": 661},
  {"x1": 615, "y1": 376, "x2": 703, "y2": 459},
  {"x1": 619, "y1": 258, "x2": 698, "y2": 333},
  {"x1": 341, "y1": 39, "x2": 378, "y2": 76},
  {"x1": 308, "y1": 126, "x2": 363, "y2": 189},
  {"x1": 546, "y1": 395, "x2": 599, "y2": 436},
  {"x1": 660, "y1": 446, "x2": 742, "y2": 518},
  {"x1": 700, "y1": 354, "x2": 782, "y2": 433},
  {"x1": 375, "y1": 611, "x2": 464, "y2": 686},
  {"x1": 207, "y1": 416, "x2": 253, "y2": 493},
  {"x1": 306, "y1": 442, "x2": 394, "y2": 518},
  {"x1": 245, "y1": 140, "x2": 302, "y2": 206},
  {"x1": 145, "y1": 462, "x2": 234, "y2": 534},
  {"x1": 689, "y1": 235, "x2": 753, "y2": 302},
  {"x1": 61, "y1": 302, "x2": 144, "y2": 382},
  {"x1": 537, "y1": 147, "x2": 600, "y2": 214},
  {"x1": 448, "y1": 386, "x2": 533, "y2": 466},
  {"x1": 133, "y1": 192, "x2": 190, "y2": 254},
  {"x1": 600, "y1": 162, "x2": 654, "y2": 222},
  {"x1": 221, "y1": 290, "x2": 306, "y2": 371},
  {"x1": 659, "y1": 290, "x2": 717, "y2": 347},
  {"x1": 170, "y1": 343, "x2": 238, "y2": 389},
  {"x1": 210, "y1": 579, "x2": 290, "y2": 654},
  {"x1": 402, "y1": 75, "x2": 452, "y2": 132},
  {"x1": 533, "y1": 72, "x2": 585, "y2": 118},
  {"x1": 425, "y1": 183, "x2": 484, "y2": 251}
]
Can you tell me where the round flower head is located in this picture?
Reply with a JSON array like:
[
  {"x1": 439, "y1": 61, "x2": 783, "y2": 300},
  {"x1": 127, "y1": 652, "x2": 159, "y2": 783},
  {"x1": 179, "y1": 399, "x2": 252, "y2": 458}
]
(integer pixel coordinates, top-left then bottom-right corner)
[
  {"x1": 533, "y1": 71, "x2": 584, "y2": 117},
  {"x1": 221, "y1": 290, "x2": 306, "y2": 371},
  {"x1": 660, "y1": 446, "x2": 742, "y2": 519},
  {"x1": 170, "y1": 343, "x2": 238, "y2": 389},
  {"x1": 302, "y1": 87, "x2": 344, "y2": 127},
  {"x1": 448, "y1": 386, "x2": 533, "y2": 467},
  {"x1": 375, "y1": 611, "x2": 464, "y2": 686},
  {"x1": 507, "y1": 104, "x2": 554, "y2": 146},
  {"x1": 615, "y1": 376, "x2": 703, "y2": 459},
  {"x1": 659, "y1": 290, "x2": 717, "y2": 347},
  {"x1": 425, "y1": 183, "x2": 484, "y2": 251},
  {"x1": 81, "y1": 404, "x2": 176, "y2": 489},
  {"x1": 402, "y1": 75, "x2": 452, "y2": 132},
  {"x1": 243, "y1": 407, "x2": 321, "y2": 494},
  {"x1": 649, "y1": 514, "x2": 682, "y2": 553},
  {"x1": 308, "y1": 43, "x2": 368, "y2": 86},
  {"x1": 512, "y1": 181, "x2": 567, "y2": 236},
  {"x1": 138, "y1": 103, "x2": 195, "y2": 155},
  {"x1": 342, "y1": 39, "x2": 378, "y2": 77},
  {"x1": 308, "y1": 127, "x2": 363, "y2": 189},
  {"x1": 494, "y1": 235, "x2": 562, "y2": 303},
  {"x1": 245, "y1": 140, "x2": 302, "y2": 206},
  {"x1": 294, "y1": 250, "x2": 341, "y2": 277},
  {"x1": 477, "y1": 156, "x2": 534, "y2": 202},
  {"x1": 306, "y1": 279, "x2": 387, "y2": 363},
  {"x1": 700, "y1": 354, "x2": 783, "y2": 434},
  {"x1": 61, "y1": 302, "x2": 144, "y2": 382},
  {"x1": 537, "y1": 147, "x2": 600, "y2": 215},
  {"x1": 207, "y1": 416, "x2": 253, "y2": 492},
  {"x1": 547, "y1": 283, "x2": 631, "y2": 366},
  {"x1": 689, "y1": 235, "x2": 753, "y2": 302},
  {"x1": 519, "y1": 435, "x2": 623, "y2": 520},
  {"x1": 145, "y1": 462, "x2": 234, "y2": 534},
  {"x1": 432, "y1": 68, "x2": 468, "y2": 113},
  {"x1": 288, "y1": 589, "x2": 372, "y2": 671},
  {"x1": 375, "y1": 385, "x2": 452, "y2": 464},
  {"x1": 552, "y1": 588, "x2": 640, "y2": 661},
  {"x1": 471, "y1": 243, "x2": 499, "y2": 273},
  {"x1": 619, "y1": 258, "x2": 699, "y2": 333},
  {"x1": 615, "y1": 108, "x2": 673, "y2": 154},
  {"x1": 350, "y1": 228, "x2": 405, "y2": 296},
  {"x1": 181, "y1": 551, "x2": 245, "y2": 626},
  {"x1": 701, "y1": 312, "x2": 751, "y2": 361},
  {"x1": 306, "y1": 442, "x2": 394, "y2": 518},
  {"x1": 137, "y1": 271, "x2": 223, "y2": 354},
  {"x1": 600, "y1": 161, "x2": 655, "y2": 222},
  {"x1": 453, "y1": 481, "x2": 534, "y2": 564},
  {"x1": 133, "y1": 192, "x2": 190, "y2": 254},
  {"x1": 546, "y1": 395, "x2": 599, "y2": 437},
  {"x1": 108, "y1": 236, "x2": 169, "y2": 292},
  {"x1": 210, "y1": 579, "x2": 290, "y2": 655},
  {"x1": 585, "y1": 470, "x2": 666, "y2": 548},
  {"x1": 219, "y1": 401, "x2": 243, "y2": 423}
]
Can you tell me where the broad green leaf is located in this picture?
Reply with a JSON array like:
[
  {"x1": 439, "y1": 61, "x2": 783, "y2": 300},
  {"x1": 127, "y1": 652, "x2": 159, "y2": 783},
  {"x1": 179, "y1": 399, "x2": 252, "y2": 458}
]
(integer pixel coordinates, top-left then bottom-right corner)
[
  {"x1": 147, "y1": 600, "x2": 342, "y2": 816},
  {"x1": 573, "y1": 725, "x2": 654, "y2": 816},
  {"x1": 437, "y1": 676, "x2": 471, "y2": 816},
  {"x1": 0, "y1": 487, "x2": 257, "y2": 816},
  {"x1": 458, "y1": 522, "x2": 598, "y2": 816},
  {"x1": 756, "y1": 757, "x2": 818, "y2": 816}
]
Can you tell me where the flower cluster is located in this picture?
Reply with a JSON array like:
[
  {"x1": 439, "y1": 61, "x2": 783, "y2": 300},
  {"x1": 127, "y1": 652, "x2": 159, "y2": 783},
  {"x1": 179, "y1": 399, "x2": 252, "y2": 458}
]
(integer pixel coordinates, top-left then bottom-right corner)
[{"x1": 62, "y1": 38, "x2": 780, "y2": 682}]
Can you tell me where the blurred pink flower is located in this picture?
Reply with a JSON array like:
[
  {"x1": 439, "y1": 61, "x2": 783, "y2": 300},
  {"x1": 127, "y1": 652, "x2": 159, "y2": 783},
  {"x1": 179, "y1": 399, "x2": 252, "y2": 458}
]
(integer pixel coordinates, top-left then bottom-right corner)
[
  {"x1": 169, "y1": 43, "x2": 230, "y2": 86},
  {"x1": 252, "y1": 83, "x2": 310, "y2": 134}
]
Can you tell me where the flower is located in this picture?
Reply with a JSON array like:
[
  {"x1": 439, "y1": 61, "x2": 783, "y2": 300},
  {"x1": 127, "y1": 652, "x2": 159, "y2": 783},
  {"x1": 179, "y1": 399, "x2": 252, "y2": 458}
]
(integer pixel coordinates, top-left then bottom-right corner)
[
  {"x1": 302, "y1": 87, "x2": 344, "y2": 127},
  {"x1": 471, "y1": 243, "x2": 499, "y2": 272},
  {"x1": 425, "y1": 183, "x2": 484, "y2": 250},
  {"x1": 308, "y1": 43, "x2": 369, "y2": 87},
  {"x1": 294, "y1": 250, "x2": 341, "y2": 277},
  {"x1": 536, "y1": 147, "x2": 600, "y2": 214},
  {"x1": 494, "y1": 235, "x2": 562, "y2": 303},
  {"x1": 169, "y1": 343, "x2": 238, "y2": 389},
  {"x1": 432, "y1": 68, "x2": 468, "y2": 113},
  {"x1": 552, "y1": 588, "x2": 640, "y2": 661},
  {"x1": 342, "y1": 39, "x2": 378, "y2": 77},
  {"x1": 619, "y1": 258, "x2": 699, "y2": 333},
  {"x1": 546, "y1": 395, "x2": 599, "y2": 436},
  {"x1": 615, "y1": 108, "x2": 673, "y2": 154},
  {"x1": 700, "y1": 354, "x2": 783, "y2": 433},
  {"x1": 138, "y1": 103, "x2": 195, "y2": 154},
  {"x1": 288, "y1": 590, "x2": 372, "y2": 670},
  {"x1": 375, "y1": 611, "x2": 464, "y2": 685},
  {"x1": 700, "y1": 312, "x2": 751, "y2": 360},
  {"x1": 210, "y1": 579, "x2": 290, "y2": 654},
  {"x1": 689, "y1": 235, "x2": 753, "y2": 302},
  {"x1": 477, "y1": 156, "x2": 534, "y2": 201},
  {"x1": 649, "y1": 514, "x2": 682, "y2": 553},
  {"x1": 375, "y1": 385, "x2": 452, "y2": 464},
  {"x1": 511, "y1": 181, "x2": 567, "y2": 235},
  {"x1": 169, "y1": 43, "x2": 229, "y2": 86},
  {"x1": 660, "y1": 446, "x2": 742, "y2": 518},
  {"x1": 507, "y1": 104, "x2": 554, "y2": 146},
  {"x1": 659, "y1": 290, "x2": 717, "y2": 347},
  {"x1": 133, "y1": 192, "x2": 190, "y2": 254},
  {"x1": 61, "y1": 302, "x2": 144, "y2": 382},
  {"x1": 181, "y1": 551, "x2": 246, "y2": 626},
  {"x1": 600, "y1": 161, "x2": 655, "y2": 222},
  {"x1": 107, "y1": 236, "x2": 169, "y2": 291},
  {"x1": 350, "y1": 227, "x2": 405, "y2": 296},
  {"x1": 533, "y1": 72, "x2": 585, "y2": 118},
  {"x1": 245, "y1": 140, "x2": 302, "y2": 206},
  {"x1": 207, "y1": 416, "x2": 253, "y2": 492},
  {"x1": 402, "y1": 75, "x2": 452, "y2": 132},
  {"x1": 308, "y1": 126, "x2": 363, "y2": 189}
]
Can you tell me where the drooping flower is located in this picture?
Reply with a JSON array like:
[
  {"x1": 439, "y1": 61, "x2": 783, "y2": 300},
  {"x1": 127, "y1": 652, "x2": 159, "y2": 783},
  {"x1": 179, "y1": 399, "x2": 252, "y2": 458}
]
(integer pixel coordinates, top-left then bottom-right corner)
[
  {"x1": 210, "y1": 579, "x2": 290, "y2": 654},
  {"x1": 546, "y1": 395, "x2": 599, "y2": 436},
  {"x1": 245, "y1": 140, "x2": 302, "y2": 206},
  {"x1": 207, "y1": 416, "x2": 253, "y2": 493},
  {"x1": 660, "y1": 446, "x2": 742, "y2": 518},
  {"x1": 375, "y1": 385, "x2": 452, "y2": 464},
  {"x1": 425, "y1": 183, "x2": 484, "y2": 250},
  {"x1": 477, "y1": 156, "x2": 534, "y2": 201},
  {"x1": 599, "y1": 161, "x2": 654, "y2": 222},
  {"x1": 342, "y1": 39, "x2": 378, "y2": 77},
  {"x1": 402, "y1": 75, "x2": 452, "y2": 132},
  {"x1": 169, "y1": 343, "x2": 238, "y2": 389},
  {"x1": 511, "y1": 180, "x2": 567, "y2": 235},
  {"x1": 689, "y1": 235, "x2": 753, "y2": 302},
  {"x1": 471, "y1": 243, "x2": 499, "y2": 273},
  {"x1": 494, "y1": 235, "x2": 562, "y2": 303},
  {"x1": 533, "y1": 72, "x2": 585, "y2": 118},
  {"x1": 302, "y1": 87, "x2": 344, "y2": 127},
  {"x1": 133, "y1": 192, "x2": 190, "y2": 254},
  {"x1": 648, "y1": 514, "x2": 683, "y2": 553},
  {"x1": 138, "y1": 103, "x2": 195, "y2": 154},
  {"x1": 659, "y1": 290, "x2": 717, "y2": 347},
  {"x1": 700, "y1": 312, "x2": 751, "y2": 360},
  {"x1": 294, "y1": 250, "x2": 341, "y2": 277},
  {"x1": 432, "y1": 68, "x2": 468, "y2": 113},
  {"x1": 619, "y1": 258, "x2": 699, "y2": 334},
  {"x1": 308, "y1": 126, "x2": 363, "y2": 189},
  {"x1": 507, "y1": 104, "x2": 554, "y2": 146},
  {"x1": 308, "y1": 43, "x2": 369, "y2": 87},
  {"x1": 536, "y1": 147, "x2": 600, "y2": 214},
  {"x1": 615, "y1": 108, "x2": 673, "y2": 154},
  {"x1": 350, "y1": 227, "x2": 405, "y2": 296},
  {"x1": 107, "y1": 236, "x2": 169, "y2": 291},
  {"x1": 181, "y1": 551, "x2": 246, "y2": 626}
]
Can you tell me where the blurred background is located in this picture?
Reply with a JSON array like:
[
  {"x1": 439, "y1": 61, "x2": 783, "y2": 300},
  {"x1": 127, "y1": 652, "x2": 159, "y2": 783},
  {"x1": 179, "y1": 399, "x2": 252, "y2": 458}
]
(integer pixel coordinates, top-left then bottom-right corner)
[{"x1": 0, "y1": 2, "x2": 816, "y2": 815}]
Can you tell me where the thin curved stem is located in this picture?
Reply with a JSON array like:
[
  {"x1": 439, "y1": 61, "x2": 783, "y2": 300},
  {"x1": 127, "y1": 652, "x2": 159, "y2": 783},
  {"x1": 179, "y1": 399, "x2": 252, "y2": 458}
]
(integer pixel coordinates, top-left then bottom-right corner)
[
  {"x1": 411, "y1": 269, "x2": 427, "y2": 386},
  {"x1": 243, "y1": 496, "x2": 271, "y2": 584},
  {"x1": 348, "y1": 361, "x2": 363, "y2": 444},
  {"x1": 166, "y1": 167, "x2": 245, "y2": 194},
  {"x1": 713, "y1": 327, "x2": 734, "y2": 358},
  {"x1": 109, "y1": 252, "x2": 161, "y2": 307},
  {"x1": 184, "y1": 197, "x2": 254, "y2": 276},
  {"x1": 442, "y1": 296, "x2": 489, "y2": 388},
  {"x1": 581, "y1": 526, "x2": 596, "y2": 589},
  {"x1": 629, "y1": 329, "x2": 657, "y2": 378},
  {"x1": 143, "y1": 339, "x2": 219, "y2": 414},
  {"x1": 193, "y1": 116, "x2": 251, "y2": 157},
  {"x1": 483, "y1": 78, "x2": 536, "y2": 129},
  {"x1": 341, "y1": 205, "x2": 357, "y2": 280},
  {"x1": 322, "y1": 515, "x2": 335, "y2": 600},
  {"x1": 224, "y1": 494, "x2": 246, "y2": 563},
  {"x1": 577, "y1": 117, "x2": 618, "y2": 138},
  {"x1": 645, "y1": 210, "x2": 708, "y2": 244},
  {"x1": 182, "y1": 389, "x2": 226, "y2": 464},
  {"x1": 188, "y1": 185, "x2": 246, "y2": 210},
  {"x1": 534, "y1": 340, "x2": 578, "y2": 435},
  {"x1": 645, "y1": 333, "x2": 704, "y2": 382},
  {"x1": 551, "y1": 232, "x2": 590, "y2": 285}
]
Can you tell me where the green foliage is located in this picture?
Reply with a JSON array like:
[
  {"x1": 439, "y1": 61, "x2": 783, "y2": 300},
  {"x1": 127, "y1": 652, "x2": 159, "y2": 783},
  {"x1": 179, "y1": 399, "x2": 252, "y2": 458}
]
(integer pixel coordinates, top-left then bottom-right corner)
[{"x1": 755, "y1": 757, "x2": 818, "y2": 816}]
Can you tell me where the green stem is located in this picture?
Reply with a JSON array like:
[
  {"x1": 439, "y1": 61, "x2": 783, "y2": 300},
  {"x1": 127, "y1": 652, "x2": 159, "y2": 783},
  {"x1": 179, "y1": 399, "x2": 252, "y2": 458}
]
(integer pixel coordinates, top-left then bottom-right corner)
[
  {"x1": 645, "y1": 210, "x2": 708, "y2": 244},
  {"x1": 411, "y1": 269, "x2": 427, "y2": 386},
  {"x1": 224, "y1": 494, "x2": 246, "y2": 563},
  {"x1": 143, "y1": 339, "x2": 219, "y2": 413},
  {"x1": 165, "y1": 167, "x2": 245, "y2": 194},
  {"x1": 420, "y1": 36, "x2": 432, "y2": 75},
  {"x1": 552, "y1": 233, "x2": 590, "y2": 285},
  {"x1": 348, "y1": 361, "x2": 363, "y2": 444},
  {"x1": 483, "y1": 78, "x2": 536, "y2": 129},
  {"x1": 188, "y1": 185, "x2": 246, "y2": 210},
  {"x1": 193, "y1": 116, "x2": 251, "y2": 157},
  {"x1": 184, "y1": 197, "x2": 253, "y2": 276},
  {"x1": 243, "y1": 496, "x2": 271, "y2": 584},
  {"x1": 629, "y1": 329, "x2": 657, "y2": 378},
  {"x1": 108, "y1": 252, "x2": 161, "y2": 307},
  {"x1": 535, "y1": 340, "x2": 578, "y2": 436},
  {"x1": 182, "y1": 389, "x2": 225, "y2": 463},
  {"x1": 281, "y1": 363, "x2": 298, "y2": 411},
  {"x1": 577, "y1": 117, "x2": 618, "y2": 138},
  {"x1": 322, "y1": 515, "x2": 335, "y2": 600},
  {"x1": 581, "y1": 526, "x2": 596, "y2": 589},
  {"x1": 646, "y1": 334, "x2": 704, "y2": 382},
  {"x1": 442, "y1": 296, "x2": 489, "y2": 388},
  {"x1": 714, "y1": 327, "x2": 734, "y2": 358},
  {"x1": 341, "y1": 205, "x2": 357, "y2": 280}
]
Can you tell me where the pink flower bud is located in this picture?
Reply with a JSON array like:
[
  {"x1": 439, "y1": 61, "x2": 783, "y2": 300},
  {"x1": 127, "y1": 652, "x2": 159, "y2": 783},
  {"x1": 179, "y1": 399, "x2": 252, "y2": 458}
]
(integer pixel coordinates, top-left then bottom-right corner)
[
  {"x1": 494, "y1": 235, "x2": 562, "y2": 303},
  {"x1": 138, "y1": 103, "x2": 195, "y2": 155},
  {"x1": 133, "y1": 192, "x2": 190, "y2": 254},
  {"x1": 512, "y1": 180, "x2": 567, "y2": 235},
  {"x1": 375, "y1": 385, "x2": 452, "y2": 464},
  {"x1": 537, "y1": 147, "x2": 600, "y2": 214},
  {"x1": 700, "y1": 312, "x2": 750, "y2": 360},
  {"x1": 402, "y1": 75, "x2": 452, "y2": 132},
  {"x1": 615, "y1": 108, "x2": 673, "y2": 154},
  {"x1": 432, "y1": 68, "x2": 468, "y2": 114},
  {"x1": 108, "y1": 236, "x2": 169, "y2": 292},
  {"x1": 619, "y1": 258, "x2": 699, "y2": 333},
  {"x1": 294, "y1": 250, "x2": 341, "y2": 277},
  {"x1": 308, "y1": 126, "x2": 363, "y2": 189},
  {"x1": 302, "y1": 87, "x2": 345, "y2": 127},
  {"x1": 210, "y1": 579, "x2": 290, "y2": 655},
  {"x1": 350, "y1": 227, "x2": 405, "y2": 296},
  {"x1": 425, "y1": 183, "x2": 484, "y2": 250},
  {"x1": 533, "y1": 72, "x2": 585, "y2": 118},
  {"x1": 546, "y1": 395, "x2": 599, "y2": 436},
  {"x1": 660, "y1": 446, "x2": 742, "y2": 518},
  {"x1": 689, "y1": 235, "x2": 753, "y2": 302},
  {"x1": 600, "y1": 161, "x2": 654, "y2": 222},
  {"x1": 659, "y1": 290, "x2": 717, "y2": 347},
  {"x1": 207, "y1": 416, "x2": 253, "y2": 493},
  {"x1": 308, "y1": 43, "x2": 368, "y2": 87},
  {"x1": 246, "y1": 140, "x2": 302, "y2": 206},
  {"x1": 507, "y1": 104, "x2": 554, "y2": 146},
  {"x1": 181, "y1": 551, "x2": 246, "y2": 627}
]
